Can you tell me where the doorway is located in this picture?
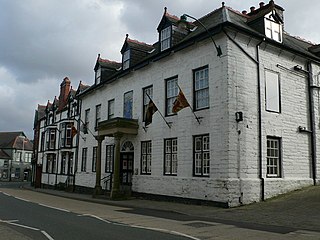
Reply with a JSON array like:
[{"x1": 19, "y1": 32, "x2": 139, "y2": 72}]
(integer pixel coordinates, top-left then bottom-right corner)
[{"x1": 120, "y1": 141, "x2": 134, "y2": 186}]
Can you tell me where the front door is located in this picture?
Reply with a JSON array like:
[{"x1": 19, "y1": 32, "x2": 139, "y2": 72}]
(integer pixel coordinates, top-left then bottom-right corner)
[{"x1": 120, "y1": 152, "x2": 134, "y2": 185}]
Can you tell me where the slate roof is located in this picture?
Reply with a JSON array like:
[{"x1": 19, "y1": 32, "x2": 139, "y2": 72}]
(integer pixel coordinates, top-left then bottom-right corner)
[
  {"x1": 0, "y1": 132, "x2": 33, "y2": 150},
  {"x1": 0, "y1": 149, "x2": 10, "y2": 159},
  {"x1": 127, "y1": 38, "x2": 154, "y2": 53},
  {"x1": 78, "y1": 1, "x2": 320, "y2": 97}
]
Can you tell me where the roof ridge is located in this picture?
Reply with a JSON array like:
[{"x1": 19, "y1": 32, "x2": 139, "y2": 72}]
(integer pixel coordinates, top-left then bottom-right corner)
[
  {"x1": 99, "y1": 58, "x2": 121, "y2": 64},
  {"x1": 127, "y1": 38, "x2": 153, "y2": 47},
  {"x1": 165, "y1": 12, "x2": 180, "y2": 21},
  {"x1": 284, "y1": 31, "x2": 316, "y2": 45}
]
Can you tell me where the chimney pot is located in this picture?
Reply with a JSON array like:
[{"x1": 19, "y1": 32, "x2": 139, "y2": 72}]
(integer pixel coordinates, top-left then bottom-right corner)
[
  {"x1": 250, "y1": 6, "x2": 255, "y2": 12},
  {"x1": 259, "y1": 2, "x2": 265, "y2": 7},
  {"x1": 242, "y1": 10, "x2": 247, "y2": 15}
]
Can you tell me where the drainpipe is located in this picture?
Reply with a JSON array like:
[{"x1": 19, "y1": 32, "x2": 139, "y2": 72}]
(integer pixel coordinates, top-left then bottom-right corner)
[
  {"x1": 256, "y1": 39, "x2": 265, "y2": 201},
  {"x1": 223, "y1": 30, "x2": 265, "y2": 201},
  {"x1": 307, "y1": 61, "x2": 317, "y2": 185}
]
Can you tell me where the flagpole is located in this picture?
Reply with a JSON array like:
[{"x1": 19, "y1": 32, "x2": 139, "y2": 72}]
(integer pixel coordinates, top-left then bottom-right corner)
[
  {"x1": 176, "y1": 84, "x2": 201, "y2": 125},
  {"x1": 146, "y1": 93, "x2": 171, "y2": 128}
]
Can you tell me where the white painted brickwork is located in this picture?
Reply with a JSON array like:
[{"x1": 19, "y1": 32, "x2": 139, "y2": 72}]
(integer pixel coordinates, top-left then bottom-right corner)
[{"x1": 75, "y1": 31, "x2": 319, "y2": 207}]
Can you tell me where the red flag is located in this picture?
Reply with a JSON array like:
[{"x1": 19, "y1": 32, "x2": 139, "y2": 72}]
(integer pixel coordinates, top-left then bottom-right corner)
[
  {"x1": 145, "y1": 99, "x2": 158, "y2": 126},
  {"x1": 71, "y1": 125, "x2": 78, "y2": 138},
  {"x1": 172, "y1": 90, "x2": 190, "y2": 113}
]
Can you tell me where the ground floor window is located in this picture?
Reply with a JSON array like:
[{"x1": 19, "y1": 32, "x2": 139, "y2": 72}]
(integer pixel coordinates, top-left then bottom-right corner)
[
  {"x1": 92, "y1": 147, "x2": 97, "y2": 172},
  {"x1": 141, "y1": 141, "x2": 151, "y2": 174},
  {"x1": 193, "y1": 134, "x2": 210, "y2": 176},
  {"x1": 46, "y1": 154, "x2": 56, "y2": 173},
  {"x1": 81, "y1": 148, "x2": 87, "y2": 172},
  {"x1": 267, "y1": 137, "x2": 281, "y2": 177},
  {"x1": 164, "y1": 138, "x2": 177, "y2": 175},
  {"x1": 105, "y1": 145, "x2": 114, "y2": 173},
  {"x1": 61, "y1": 153, "x2": 67, "y2": 174}
]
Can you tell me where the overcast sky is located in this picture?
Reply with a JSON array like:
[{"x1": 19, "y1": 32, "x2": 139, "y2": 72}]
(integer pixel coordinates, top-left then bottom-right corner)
[{"x1": 1, "y1": 0, "x2": 319, "y2": 139}]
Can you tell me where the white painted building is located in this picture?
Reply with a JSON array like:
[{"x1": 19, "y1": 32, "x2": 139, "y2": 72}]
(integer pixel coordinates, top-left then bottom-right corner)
[
  {"x1": 35, "y1": 1, "x2": 320, "y2": 207},
  {"x1": 34, "y1": 78, "x2": 89, "y2": 189}
]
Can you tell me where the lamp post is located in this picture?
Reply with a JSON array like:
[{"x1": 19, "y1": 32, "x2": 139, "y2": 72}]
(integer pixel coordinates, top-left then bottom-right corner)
[{"x1": 181, "y1": 13, "x2": 222, "y2": 57}]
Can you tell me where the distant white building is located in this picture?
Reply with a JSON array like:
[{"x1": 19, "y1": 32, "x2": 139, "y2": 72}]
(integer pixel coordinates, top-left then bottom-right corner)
[
  {"x1": 33, "y1": 78, "x2": 89, "y2": 189},
  {"x1": 35, "y1": 1, "x2": 320, "y2": 207}
]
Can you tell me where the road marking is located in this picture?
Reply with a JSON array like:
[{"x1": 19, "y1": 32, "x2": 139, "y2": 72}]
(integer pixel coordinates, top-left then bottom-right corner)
[
  {"x1": 1, "y1": 219, "x2": 55, "y2": 240},
  {"x1": 41, "y1": 230, "x2": 55, "y2": 240},
  {"x1": 38, "y1": 203, "x2": 70, "y2": 212},
  {"x1": 78, "y1": 214, "x2": 111, "y2": 223},
  {"x1": 7, "y1": 222, "x2": 40, "y2": 231},
  {"x1": 1, "y1": 192, "x2": 11, "y2": 197},
  {"x1": 130, "y1": 224, "x2": 201, "y2": 240},
  {"x1": 14, "y1": 196, "x2": 30, "y2": 202}
]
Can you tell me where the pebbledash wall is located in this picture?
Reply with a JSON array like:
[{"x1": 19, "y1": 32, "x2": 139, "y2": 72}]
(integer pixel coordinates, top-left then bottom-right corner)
[{"x1": 76, "y1": 30, "x2": 320, "y2": 207}]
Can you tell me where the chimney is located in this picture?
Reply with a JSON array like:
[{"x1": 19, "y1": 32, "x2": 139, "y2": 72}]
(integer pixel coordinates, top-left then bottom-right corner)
[
  {"x1": 250, "y1": 6, "x2": 255, "y2": 12},
  {"x1": 259, "y1": 2, "x2": 265, "y2": 8},
  {"x1": 242, "y1": 10, "x2": 247, "y2": 15},
  {"x1": 58, "y1": 77, "x2": 71, "y2": 111}
]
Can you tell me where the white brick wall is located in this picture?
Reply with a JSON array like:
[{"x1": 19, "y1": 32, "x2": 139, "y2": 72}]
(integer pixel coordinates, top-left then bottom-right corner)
[{"x1": 75, "y1": 30, "x2": 319, "y2": 207}]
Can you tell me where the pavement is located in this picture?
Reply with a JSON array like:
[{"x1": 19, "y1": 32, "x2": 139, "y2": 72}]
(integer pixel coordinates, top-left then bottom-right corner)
[{"x1": 1, "y1": 183, "x2": 320, "y2": 239}]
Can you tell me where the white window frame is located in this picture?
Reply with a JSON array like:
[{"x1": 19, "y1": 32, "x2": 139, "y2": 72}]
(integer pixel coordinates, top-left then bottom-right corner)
[
  {"x1": 194, "y1": 66, "x2": 209, "y2": 110},
  {"x1": 164, "y1": 138, "x2": 178, "y2": 175},
  {"x1": 123, "y1": 49, "x2": 130, "y2": 70},
  {"x1": 108, "y1": 99, "x2": 115, "y2": 119},
  {"x1": 95, "y1": 67, "x2": 101, "y2": 84},
  {"x1": 265, "y1": 16, "x2": 282, "y2": 43},
  {"x1": 267, "y1": 137, "x2": 281, "y2": 177},
  {"x1": 265, "y1": 70, "x2": 281, "y2": 113},
  {"x1": 194, "y1": 134, "x2": 210, "y2": 177},
  {"x1": 141, "y1": 141, "x2": 152, "y2": 174},
  {"x1": 160, "y1": 26, "x2": 171, "y2": 51},
  {"x1": 166, "y1": 77, "x2": 178, "y2": 116}
]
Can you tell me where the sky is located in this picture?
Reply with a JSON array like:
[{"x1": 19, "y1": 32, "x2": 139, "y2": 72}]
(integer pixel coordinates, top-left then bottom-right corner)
[{"x1": 1, "y1": 0, "x2": 320, "y2": 139}]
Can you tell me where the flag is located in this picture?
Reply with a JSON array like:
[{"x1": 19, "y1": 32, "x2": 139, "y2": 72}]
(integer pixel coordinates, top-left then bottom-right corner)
[
  {"x1": 71, "y1": 125, "x2": 78, "y2": 138},
  {"x1": 145, "y1": 99, "x2": 158, "y2": 126},
  {"x1": 172, "y1": 89, "x2": 190, "y2": 113}
]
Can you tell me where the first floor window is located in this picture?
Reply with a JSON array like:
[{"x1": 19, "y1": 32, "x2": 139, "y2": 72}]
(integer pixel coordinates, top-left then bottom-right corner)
[
  {"x1": 95, "y1": 104, "x2": 101, "y2": 128},
  {"x1": 108, "y1": 99, "x2": 115, "y2": 119},
  {"x1": 194, "y1": 134, "x2": 210, "y2": 176},
  {"x1": 105, "y1": 145, "x2": 114, "y2": 173},
  {"x1": 164, "y1": 138, "x2": 177, "y2": 175},
  {"x1": 265, "y1": 70, "x2": 281, "y2": 113},
  {"x1": 81, "y1": 148, "x2": 87, "y2": 172},
  {"x1": 194, "y1": 66, "x2": 209, "y2": 110},
  {"x1": 123, "y1": 91, "x2": 133, "y2": 119},
  {"x1": 141, "y1": 141, "x2": 151, "y2": 174},
  {"x1": 92, "y1": 147, "x2": 97, "y2": 172},
  {"x1": 166, "y1": 77, "x2": 178, "y2": 116},
  {"x1": 143, "y1": 86, "x2": 153, "y2": 121},
  {"x1": 267, "y1": 137, "x2": 281, "y2": 177}
]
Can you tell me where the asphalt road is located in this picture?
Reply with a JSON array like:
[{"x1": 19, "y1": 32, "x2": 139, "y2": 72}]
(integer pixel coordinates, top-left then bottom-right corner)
[{"x1": 0, "y1": 190, "x2": 190, "y2": 240}]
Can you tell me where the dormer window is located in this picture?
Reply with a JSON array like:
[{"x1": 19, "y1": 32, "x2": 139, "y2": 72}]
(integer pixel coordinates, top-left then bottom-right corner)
[
  {"x1": 123, "y1": 49, "x2": 130, "y2": 70},
  {"x1": 160, "y1": 26, "x2": 171, "y2": 51},
  {"x1": 95, "y1": 67, "x2": 101, "y2": 84},
  {"x1": 265, "y1": 15, "x2": 282, "y2": 43}
]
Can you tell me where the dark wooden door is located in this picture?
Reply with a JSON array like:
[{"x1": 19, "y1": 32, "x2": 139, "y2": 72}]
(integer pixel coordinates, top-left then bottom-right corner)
[{"x1": 120, "y1": 153, "x2": 134, "y2": 185}]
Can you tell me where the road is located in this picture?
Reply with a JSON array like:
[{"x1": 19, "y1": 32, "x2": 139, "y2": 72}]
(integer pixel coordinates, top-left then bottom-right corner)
[
  {"x1": 0, "y1": 184, "x2": 193, "y2": 240},
  {"x1": 0, "y1": 182, "x2": 319, "y2": 240}
]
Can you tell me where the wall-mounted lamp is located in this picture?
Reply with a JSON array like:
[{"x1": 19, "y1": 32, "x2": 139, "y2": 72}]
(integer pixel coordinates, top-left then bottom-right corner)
[
  {"x1": 181, "y1": 13, "x2": 222, "y2": 57},
  {"x1": 235, "y1": 111, "x2": 243, "y2": 122},
  {"x1": 294, "y1": 65, "x2": 302, "y2": 71},
  {"x1": 298, "y1": 126, "x2": 312, "y2": 133}
]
